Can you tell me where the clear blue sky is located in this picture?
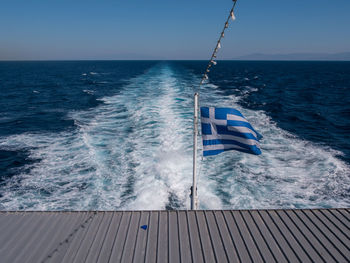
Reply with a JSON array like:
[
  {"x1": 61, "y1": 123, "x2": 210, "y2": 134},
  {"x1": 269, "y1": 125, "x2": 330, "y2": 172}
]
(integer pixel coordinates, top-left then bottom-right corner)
[{"x1": 1, "y1": 0, "x2": 349, "y2": 60}]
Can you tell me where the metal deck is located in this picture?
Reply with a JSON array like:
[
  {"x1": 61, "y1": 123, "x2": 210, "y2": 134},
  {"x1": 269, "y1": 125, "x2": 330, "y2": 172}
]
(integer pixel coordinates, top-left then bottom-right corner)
[{"x1": 0, "y1": 209, "x2": 349, "y2": 262}]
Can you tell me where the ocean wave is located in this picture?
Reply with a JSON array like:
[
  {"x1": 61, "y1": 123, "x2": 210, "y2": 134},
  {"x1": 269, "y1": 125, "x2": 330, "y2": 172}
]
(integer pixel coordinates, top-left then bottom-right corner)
[
  {"x1": 83, "y1": 89, "x2": 95, "y2": 95},
  {"x1": 0, "y1": 63, "x2": 349, "y2": 210}
]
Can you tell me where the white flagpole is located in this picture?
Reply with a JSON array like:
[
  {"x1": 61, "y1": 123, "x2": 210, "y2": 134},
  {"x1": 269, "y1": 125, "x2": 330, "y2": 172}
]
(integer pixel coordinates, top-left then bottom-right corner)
[{"x1": 191, "y1": 92, "x2": 199, "y2": 210}]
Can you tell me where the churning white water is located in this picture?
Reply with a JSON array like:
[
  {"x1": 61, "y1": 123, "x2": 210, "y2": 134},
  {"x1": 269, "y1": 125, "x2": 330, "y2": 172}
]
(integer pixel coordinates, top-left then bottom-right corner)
[{"x1": 0, "y1": 63, "x2": 349, "y2": 210}]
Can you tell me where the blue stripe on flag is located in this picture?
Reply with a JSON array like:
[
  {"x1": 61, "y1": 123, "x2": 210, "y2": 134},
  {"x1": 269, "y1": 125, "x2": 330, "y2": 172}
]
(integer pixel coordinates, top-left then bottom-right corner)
[
  {"x1": 216, "y1": 125, "x2": 258, "y2": 141},
  {"x1": 214, "y1": 108, "x2": 245, "y2": 119},
  {"x1": 203, "y1": 139, "x2": 262, "y2": 155},
  {"x1": 203, "y1": 147, "x2": 260, "y2": 156},
  {"x1": 227, "y1": 120, "x2": 255, "y2": 130}
]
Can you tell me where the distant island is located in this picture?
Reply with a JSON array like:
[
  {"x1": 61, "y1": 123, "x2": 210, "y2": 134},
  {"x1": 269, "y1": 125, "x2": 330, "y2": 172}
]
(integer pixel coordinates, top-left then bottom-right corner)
[{"x1": 232, "y1": 52, "x2": 350, "y2": 61}]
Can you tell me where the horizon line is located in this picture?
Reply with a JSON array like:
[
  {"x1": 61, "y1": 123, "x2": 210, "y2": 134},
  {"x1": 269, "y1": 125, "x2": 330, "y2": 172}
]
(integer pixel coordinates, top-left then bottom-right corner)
[{"x1": 1, "y1": 59, "x2": 350, "y2": 62}]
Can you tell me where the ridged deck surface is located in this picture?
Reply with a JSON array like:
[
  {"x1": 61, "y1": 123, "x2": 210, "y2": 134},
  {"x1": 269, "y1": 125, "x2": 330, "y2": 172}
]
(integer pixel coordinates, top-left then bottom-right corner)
[{"x1": 0, "y1": 209, "x2": 349, "y2": 262}]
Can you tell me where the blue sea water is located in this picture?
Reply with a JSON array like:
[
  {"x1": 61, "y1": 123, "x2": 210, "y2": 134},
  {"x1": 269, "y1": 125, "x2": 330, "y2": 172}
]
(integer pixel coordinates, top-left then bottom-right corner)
[{"x1": 0, "y1": 61, "x2": 349, "y2": 210}]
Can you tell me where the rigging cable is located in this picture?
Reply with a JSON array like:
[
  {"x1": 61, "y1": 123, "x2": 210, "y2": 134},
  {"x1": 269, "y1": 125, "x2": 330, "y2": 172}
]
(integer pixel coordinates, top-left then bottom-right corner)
[{"x1": 198, "y1": 0, "x2": 238, "y2": 89}]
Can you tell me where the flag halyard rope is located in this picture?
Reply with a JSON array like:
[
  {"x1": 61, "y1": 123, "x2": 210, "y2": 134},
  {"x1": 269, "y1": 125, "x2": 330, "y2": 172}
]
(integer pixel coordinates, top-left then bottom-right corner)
[{"x1": 199, "y1": 0, "x2": 238, "y2": 88}]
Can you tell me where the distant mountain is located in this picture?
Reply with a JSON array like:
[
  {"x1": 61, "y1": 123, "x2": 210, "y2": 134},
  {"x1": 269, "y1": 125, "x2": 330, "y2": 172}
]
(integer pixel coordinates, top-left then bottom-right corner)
[{"x1": 233, "y1": 52, "x2": 350, "y2": 61}]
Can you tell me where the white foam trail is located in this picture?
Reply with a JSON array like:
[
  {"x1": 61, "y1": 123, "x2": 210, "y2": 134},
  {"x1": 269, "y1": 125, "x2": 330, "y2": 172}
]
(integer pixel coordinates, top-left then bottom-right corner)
[
  {"x1": 0, "y1": 64, "x2": 220, "y2": 210},
  {"x1": 0, "y1": 64, "x2": 349, "y2": 210}
]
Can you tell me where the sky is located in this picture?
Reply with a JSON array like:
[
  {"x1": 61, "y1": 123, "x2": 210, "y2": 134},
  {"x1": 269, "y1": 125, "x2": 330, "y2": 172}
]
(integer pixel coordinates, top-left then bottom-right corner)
[{"x1": 0, "y1": 0, "x2": 349, "y2": 60}]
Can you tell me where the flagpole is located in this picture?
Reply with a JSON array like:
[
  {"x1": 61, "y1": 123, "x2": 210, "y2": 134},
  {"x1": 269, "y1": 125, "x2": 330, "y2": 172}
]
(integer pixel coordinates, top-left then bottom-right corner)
[{"x1": 191, "y1": 92, "x2": 199, "y2": 210}]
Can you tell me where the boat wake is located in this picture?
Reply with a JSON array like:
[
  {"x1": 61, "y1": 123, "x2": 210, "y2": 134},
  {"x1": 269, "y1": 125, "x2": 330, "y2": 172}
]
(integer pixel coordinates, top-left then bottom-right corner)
[{"x1": 0, "y1": 63, "x2": 349, "y2": 210}]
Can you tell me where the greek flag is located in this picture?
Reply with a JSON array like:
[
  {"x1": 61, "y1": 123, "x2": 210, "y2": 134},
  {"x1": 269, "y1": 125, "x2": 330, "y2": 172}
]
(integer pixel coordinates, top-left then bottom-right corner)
[{"x1": 200, "y1": 107, "x2": 262, "y2": 156}]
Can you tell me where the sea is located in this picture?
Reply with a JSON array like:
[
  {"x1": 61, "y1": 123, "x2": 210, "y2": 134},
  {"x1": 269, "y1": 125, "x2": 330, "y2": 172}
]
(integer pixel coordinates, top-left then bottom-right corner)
[{"x1": 0, "y1": 60, "x2": 349, "y2": 210}]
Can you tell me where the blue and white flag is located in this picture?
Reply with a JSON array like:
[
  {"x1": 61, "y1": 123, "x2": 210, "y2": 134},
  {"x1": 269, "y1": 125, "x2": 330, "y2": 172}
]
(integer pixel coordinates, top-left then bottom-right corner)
[{"x1": 201, "y1": 107, "x2": 262, "y2": 156}]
